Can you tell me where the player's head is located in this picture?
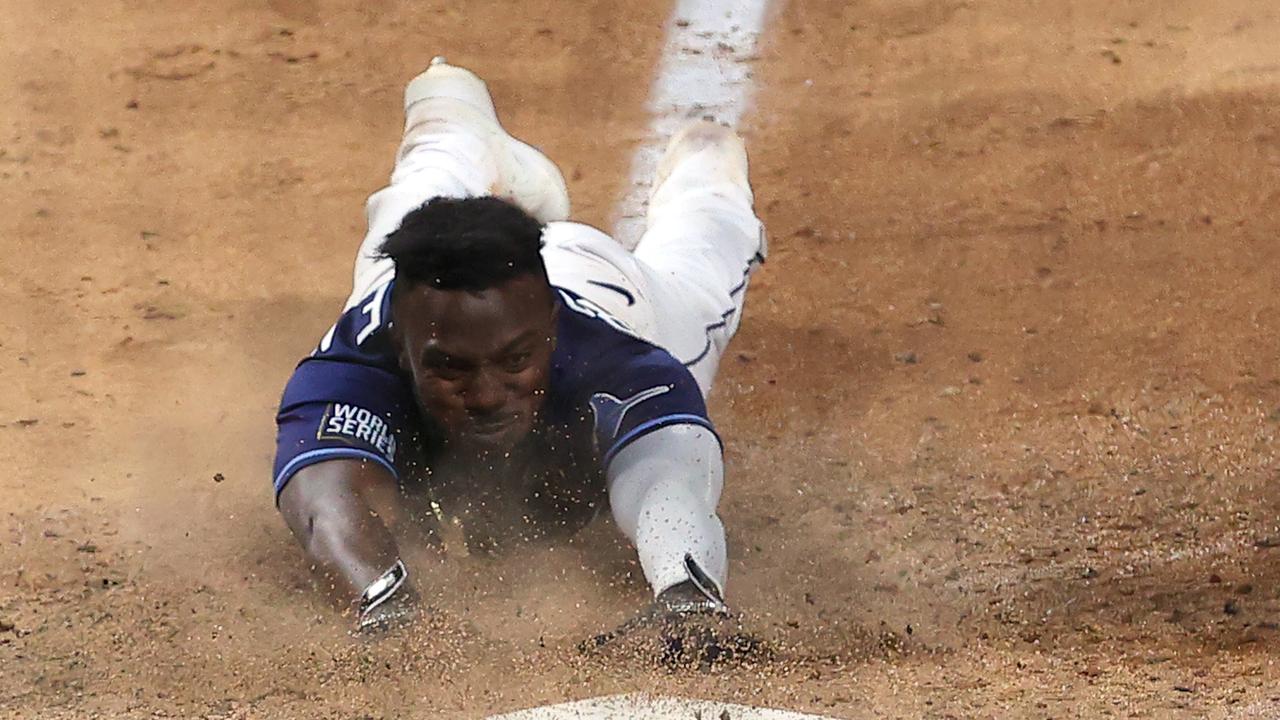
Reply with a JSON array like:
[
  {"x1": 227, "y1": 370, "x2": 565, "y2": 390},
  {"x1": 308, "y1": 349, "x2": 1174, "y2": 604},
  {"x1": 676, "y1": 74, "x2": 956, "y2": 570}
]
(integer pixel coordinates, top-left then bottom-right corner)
[{"x1": 379, "y1": 196, "x2": 558, "y2": 455}]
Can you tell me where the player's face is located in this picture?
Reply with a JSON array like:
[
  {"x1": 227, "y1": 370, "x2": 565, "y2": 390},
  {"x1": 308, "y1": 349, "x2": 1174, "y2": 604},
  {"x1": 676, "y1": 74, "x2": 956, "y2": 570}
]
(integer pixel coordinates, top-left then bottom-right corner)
[{"x1": 393, "y1": 274, "x2": 557, "y2": 455}]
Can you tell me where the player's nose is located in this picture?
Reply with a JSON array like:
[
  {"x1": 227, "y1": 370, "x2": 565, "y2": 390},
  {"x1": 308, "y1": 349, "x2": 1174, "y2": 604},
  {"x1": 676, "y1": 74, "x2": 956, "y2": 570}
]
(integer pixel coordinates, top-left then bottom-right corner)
[{"x1": 464, "y1": 368, "x2": 507, "y2": 416}]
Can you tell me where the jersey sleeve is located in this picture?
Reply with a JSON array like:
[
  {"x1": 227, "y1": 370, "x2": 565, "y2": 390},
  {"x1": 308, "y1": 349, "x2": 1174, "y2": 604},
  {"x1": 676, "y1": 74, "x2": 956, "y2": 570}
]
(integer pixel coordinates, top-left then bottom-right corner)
[
  {"x1": 272, "y1": 280, "x2": 415, "y2": 499},
  {"x1": 585, "y1": 344, "x2": 721, "y2": 467}
]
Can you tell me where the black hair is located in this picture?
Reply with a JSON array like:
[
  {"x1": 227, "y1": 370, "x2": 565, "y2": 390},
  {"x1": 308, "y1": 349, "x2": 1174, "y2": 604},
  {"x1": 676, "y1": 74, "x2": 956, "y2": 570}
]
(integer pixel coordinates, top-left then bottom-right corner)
[{"x1": 377, "y1": 196, "x2": 549, "y2": 293}]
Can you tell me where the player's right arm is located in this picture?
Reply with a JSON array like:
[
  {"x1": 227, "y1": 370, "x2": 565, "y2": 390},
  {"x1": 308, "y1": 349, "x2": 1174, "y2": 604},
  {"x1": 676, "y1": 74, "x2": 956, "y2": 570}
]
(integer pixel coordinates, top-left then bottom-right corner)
[
  {"x1": 272, "y1": 280, "x2": 418, "y2": 630},
  {"x1": 277, "y1": 458, "x2": 410, "y2": 624}
]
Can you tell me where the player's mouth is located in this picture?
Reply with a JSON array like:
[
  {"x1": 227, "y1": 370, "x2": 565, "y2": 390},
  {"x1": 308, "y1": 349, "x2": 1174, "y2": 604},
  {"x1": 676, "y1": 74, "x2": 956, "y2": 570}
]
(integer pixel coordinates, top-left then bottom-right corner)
[{"x1": 467, "y1": 415, "x2": 519, "y2": 440}]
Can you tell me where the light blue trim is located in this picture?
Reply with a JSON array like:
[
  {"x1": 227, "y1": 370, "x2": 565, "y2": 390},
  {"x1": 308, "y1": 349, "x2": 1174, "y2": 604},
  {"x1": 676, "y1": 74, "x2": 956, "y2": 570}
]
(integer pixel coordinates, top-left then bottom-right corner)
[
  {"x1": 274, "y1": 447, "x2": 397, "y2": 497},
  {"x1": 603, "y1": 414, "x2": 721, "y2": 467}
]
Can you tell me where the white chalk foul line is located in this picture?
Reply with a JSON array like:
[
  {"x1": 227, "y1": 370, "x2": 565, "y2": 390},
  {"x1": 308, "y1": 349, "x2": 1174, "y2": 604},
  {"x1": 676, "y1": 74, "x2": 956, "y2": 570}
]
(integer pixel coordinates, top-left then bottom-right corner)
[
  {"x1": 488, "y1": 693, "x2": 839, "y2": 720},
  {"x1": 611, "y1": 0, "x2": 777, "y2": 247}
]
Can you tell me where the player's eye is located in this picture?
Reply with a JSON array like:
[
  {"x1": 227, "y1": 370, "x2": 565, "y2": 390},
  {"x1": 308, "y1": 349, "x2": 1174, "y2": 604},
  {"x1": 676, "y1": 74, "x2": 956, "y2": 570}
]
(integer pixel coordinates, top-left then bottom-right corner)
[
  {"x1": 501, "y1": 351, "x2": 532, "y2": 373},
  {"x1": 432, "y1": 367, "x2": 466, "y2": 382},
  {"x1": 423, "y1": 353, "x2": 472, "y2": 379}
]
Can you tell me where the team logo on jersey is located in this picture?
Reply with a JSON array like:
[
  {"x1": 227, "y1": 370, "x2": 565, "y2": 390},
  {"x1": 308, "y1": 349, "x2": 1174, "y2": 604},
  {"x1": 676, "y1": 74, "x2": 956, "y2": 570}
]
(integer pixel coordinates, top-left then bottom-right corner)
[
  {"x1": 317, "y1": 403, "x2": 397, "y2": 461},
  {"x1": 589, "y1": 385, "x2": 672, "y2": 440}
]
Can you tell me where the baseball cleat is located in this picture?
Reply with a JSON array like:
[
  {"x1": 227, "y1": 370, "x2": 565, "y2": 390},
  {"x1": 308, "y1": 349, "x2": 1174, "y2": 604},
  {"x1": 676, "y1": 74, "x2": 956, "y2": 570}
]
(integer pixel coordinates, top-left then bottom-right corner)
[
  {"x1": 401, "y1": 58, "x2": 571, "y2": 223},
  {"x1": 650, "y1": 119, "x2": 752, "y2": 203},
  {"x1": 649, "y1": 119, "x2": 766, "y2": 263}
]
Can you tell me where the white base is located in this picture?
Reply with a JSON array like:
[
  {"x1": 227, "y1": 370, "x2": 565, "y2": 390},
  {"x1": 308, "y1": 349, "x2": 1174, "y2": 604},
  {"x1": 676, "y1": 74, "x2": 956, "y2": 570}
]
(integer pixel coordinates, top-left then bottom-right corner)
[{"x1": 488, "y1": 693, "x2": 840, "y2": 720}]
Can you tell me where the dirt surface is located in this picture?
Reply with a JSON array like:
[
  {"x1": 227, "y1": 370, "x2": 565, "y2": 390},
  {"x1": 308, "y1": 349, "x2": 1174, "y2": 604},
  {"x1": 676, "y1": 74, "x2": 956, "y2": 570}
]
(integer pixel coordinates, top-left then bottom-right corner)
[{"x1": 4, "y1": 1, "x2": 1280, "y2": 718}]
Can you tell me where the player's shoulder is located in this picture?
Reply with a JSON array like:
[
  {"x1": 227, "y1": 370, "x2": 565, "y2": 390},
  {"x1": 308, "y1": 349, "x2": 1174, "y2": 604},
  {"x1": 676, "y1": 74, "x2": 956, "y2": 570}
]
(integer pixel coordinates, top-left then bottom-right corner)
[
  {"x1": 552, "y1": 286, "x2": 678, "y2": 364},
  {"x1": 308, "y1": 279, "x2": 399, "y2": 367},
  {"x1": 549, "y1": 285, "x2": 695, "y2": 396},
  {"x1": 548, "y1": 286, "x2": 712, "y2": 461},
  {"x1": 279, "y1": 278, "x2": 409, "y2": 412}
]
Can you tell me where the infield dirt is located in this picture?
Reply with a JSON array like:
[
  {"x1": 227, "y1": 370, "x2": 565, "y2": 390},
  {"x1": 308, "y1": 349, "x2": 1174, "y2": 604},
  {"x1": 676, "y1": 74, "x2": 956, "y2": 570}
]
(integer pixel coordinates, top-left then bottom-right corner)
[{"x1": 2, "y1": 1, "x2": 1279, "y2": 718}]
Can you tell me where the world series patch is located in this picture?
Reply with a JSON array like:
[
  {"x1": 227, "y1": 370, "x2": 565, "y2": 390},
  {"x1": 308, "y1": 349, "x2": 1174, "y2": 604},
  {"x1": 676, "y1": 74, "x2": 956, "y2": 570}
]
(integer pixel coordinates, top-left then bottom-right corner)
[{"x1": 316, "y1": 402, "x2": 397, "y2": 461}]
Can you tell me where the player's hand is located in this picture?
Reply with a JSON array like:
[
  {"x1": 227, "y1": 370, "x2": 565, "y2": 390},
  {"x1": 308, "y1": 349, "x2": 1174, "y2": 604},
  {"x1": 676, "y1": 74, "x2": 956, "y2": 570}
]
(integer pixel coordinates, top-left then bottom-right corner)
[
  {"x1": 579, "y1": 581, "x2": 767, "y2": 669},
  {"x1": 350, "y1": 559, "x2": 419, "y2": 637},
  {"x1": 352, "y1": 587, "x2": 419, "y2": 636}
]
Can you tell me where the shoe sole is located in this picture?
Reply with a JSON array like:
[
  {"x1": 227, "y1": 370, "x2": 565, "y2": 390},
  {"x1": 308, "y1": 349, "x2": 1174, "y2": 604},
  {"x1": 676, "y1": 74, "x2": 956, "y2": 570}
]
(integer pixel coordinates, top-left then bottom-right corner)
[
  {"x1": 650, "y1": 120, "x2": 765, "y2": 263},
  {"x1": 652, "y1": 120, "x2": 751, "y2": 199},
  {"x1": 402, "y1": 58, "x2": 570, "y2": 223}
]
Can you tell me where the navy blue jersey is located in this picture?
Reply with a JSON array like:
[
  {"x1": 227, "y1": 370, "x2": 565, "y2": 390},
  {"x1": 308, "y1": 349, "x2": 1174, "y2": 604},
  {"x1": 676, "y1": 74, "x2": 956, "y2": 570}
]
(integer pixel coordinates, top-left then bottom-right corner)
[{"x1": 273, "y1": 280, "x2": 717, "y2": 509}]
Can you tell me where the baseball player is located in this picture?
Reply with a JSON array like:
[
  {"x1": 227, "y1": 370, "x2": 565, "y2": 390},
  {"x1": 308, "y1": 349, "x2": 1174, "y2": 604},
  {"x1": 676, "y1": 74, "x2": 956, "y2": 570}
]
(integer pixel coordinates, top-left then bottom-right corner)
[{"x1": 272, "y1": 58, "x2": 765, "y2": 651}]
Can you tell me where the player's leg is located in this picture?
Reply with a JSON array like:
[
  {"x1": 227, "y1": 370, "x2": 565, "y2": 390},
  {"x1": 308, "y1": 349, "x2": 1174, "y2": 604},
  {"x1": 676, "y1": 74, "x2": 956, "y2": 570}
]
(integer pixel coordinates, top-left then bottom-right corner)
[
  {"x1": 630, "y1": 120, "x2": 765, "y2": 394},
  {"x1": 541, "y1": 121, "x2": 763, "y2": 396},
  {"x1": 539, "y1": 120, "x2": 763, "y2": 397},
  {"x1": 346, "y1": 58, "x2": 570, "y2": 307}
]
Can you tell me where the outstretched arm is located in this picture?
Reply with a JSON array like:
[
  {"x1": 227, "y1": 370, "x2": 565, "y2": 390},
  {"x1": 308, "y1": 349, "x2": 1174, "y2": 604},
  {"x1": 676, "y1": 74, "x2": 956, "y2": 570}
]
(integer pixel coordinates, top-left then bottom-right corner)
[
  {"x1": 277, "y1": 458, "x2": 414, "y2": 627},
  {"x1": 606, "y1": 423, "x2": 727, "y2": 604},
  {"x1": 588, "y1": 424, "x2": 764, "y2": 667}
]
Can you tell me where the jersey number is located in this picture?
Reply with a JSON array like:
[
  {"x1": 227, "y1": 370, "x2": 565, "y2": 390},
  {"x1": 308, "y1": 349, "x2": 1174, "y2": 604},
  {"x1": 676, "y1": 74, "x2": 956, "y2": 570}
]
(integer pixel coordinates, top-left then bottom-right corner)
[{"x1": 318, "y1": 281, "x2": 390, "y2": 353}]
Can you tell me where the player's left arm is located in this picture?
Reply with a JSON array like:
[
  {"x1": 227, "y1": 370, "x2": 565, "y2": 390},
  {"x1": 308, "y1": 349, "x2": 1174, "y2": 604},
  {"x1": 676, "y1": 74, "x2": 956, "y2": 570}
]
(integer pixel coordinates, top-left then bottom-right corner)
[
  {"x1": 607, "y1": 424, "x2": 728, "y2": 608},
  {"x1": 582, "y1": 355, "x2": 766, "y2": 664},
  {"x1": 589, "y1": 351, "x2": 730, "y2": 612}
]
